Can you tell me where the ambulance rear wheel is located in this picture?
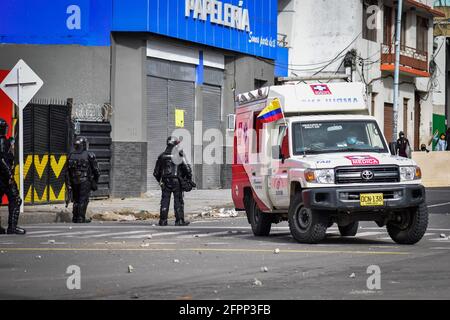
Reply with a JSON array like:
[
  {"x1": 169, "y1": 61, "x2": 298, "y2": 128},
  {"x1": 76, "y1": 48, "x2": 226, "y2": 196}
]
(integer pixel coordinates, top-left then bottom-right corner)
[
  {"x1": 288, "y1": 195, "x2": 327, "y2": 244},
  {"x1": 248, "y1": 197, "x2": 272, "y2": 236}
]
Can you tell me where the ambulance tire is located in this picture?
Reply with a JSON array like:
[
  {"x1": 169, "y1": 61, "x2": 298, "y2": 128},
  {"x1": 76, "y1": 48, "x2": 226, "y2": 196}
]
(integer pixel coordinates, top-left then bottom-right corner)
[
  {"x1": 288, "y1": 195, "x2": 327, "y2": 244},
  {"x1": 248, "y1": 197, "x2": 272, "y2": 237},
  {"x1": 338, "y1": 221, "x2": 359, "y2": 237},
  {"x1": 387, "y1": 203, "x2": 428, "y2": 245}
]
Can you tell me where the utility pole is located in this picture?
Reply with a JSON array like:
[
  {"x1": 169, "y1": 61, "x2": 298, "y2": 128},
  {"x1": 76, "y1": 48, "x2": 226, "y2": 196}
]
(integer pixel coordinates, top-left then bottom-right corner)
[{"x1": 392, "y1": 0, "x2": 403, "y2": 144}]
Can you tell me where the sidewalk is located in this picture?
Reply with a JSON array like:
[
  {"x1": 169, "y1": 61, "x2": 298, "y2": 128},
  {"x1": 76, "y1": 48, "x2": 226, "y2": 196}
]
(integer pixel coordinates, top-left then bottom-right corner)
[{"x1": 0, "y1": 189, "x2": 239, "y2": 225}]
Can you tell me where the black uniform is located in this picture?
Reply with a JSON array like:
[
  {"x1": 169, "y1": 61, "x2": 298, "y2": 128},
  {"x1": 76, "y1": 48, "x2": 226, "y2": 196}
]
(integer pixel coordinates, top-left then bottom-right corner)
[
  {"x1": 66, "y1": 137, "x2": 100, "y2": 223},
  {"x1": 0, "y1": 119, "x2": 25, "y2": 235},
  {"x1": 153, "y1": 137, "x2": 192, "y2": 226},
  {"x1": 396, "y1": 132, "x2": 410, "y2": 158}
]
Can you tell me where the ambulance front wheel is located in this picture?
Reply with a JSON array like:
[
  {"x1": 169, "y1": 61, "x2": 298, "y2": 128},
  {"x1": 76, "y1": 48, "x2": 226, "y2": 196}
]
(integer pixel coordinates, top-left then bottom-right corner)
[
  {"x1": 288, "y1": 194, "x2": 327, "y2": 244},
  {"x1": 246, "y1": 196, "x2": 272, "y2": 236}
]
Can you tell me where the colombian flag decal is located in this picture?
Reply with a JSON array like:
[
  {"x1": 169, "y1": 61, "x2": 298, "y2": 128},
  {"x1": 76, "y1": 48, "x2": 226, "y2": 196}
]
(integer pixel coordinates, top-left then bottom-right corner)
[{"x1": 257, "y1": 98, "x2": 284, "y2": 124}]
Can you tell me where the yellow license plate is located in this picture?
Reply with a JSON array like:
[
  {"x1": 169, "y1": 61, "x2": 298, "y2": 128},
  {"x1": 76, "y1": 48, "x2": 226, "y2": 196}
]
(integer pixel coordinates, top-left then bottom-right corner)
[{"x1": 360, "y1": 193, "x2": 384, "y2": 206}]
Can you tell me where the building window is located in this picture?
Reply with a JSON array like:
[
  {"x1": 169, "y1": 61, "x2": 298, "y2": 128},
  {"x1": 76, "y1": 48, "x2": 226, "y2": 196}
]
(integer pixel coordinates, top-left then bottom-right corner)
[
  {"x1": 363, "y1": 0, "x2": 378, "y2": 42},
  {"x1": 383, "y1": 6, "x2": 393, "y2": 44},
  {"x1": 416, "y1": 16, "x2": 429, "y2": 53},
  {"x1": 401, "y1": 12, "x2": 407, "y2": 47}
]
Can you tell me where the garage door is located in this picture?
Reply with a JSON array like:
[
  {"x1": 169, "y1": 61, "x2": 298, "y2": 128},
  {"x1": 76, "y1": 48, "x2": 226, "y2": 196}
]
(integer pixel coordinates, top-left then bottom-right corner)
[
  {"x1": 146, "y1": 76, "x2": 195, "y2": 190},
  {"x1": 202, "y1": 85, "x2": 222, "y2": 189},
  {"x1": 146, "y1": 76, "x2": 168, "y2": 190}
]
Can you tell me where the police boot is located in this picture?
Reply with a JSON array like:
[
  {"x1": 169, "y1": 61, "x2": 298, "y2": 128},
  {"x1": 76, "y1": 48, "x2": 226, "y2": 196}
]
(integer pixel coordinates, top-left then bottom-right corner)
[
  {"x1": 72, "y1": 203, "x2": 81, "y2": 223},
  {"x1": 158, "y1": 219, "x2": 168, "y2": 226},
  {"x1": 175, "y1": 219, "x2": 190, "y2": 226},
  {"x1": 7, "y1": 208, "x2": 26, "y2": 235},
  {"x1": 78, "y1": 202, "x2": 91, "y2": 223}
]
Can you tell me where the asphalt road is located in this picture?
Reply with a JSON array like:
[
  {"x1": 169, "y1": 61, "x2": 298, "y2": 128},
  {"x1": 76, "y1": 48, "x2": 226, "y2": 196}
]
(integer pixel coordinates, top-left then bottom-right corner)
[{"x1": 0, "y1": 188, "x2": 449, "y2": 300}]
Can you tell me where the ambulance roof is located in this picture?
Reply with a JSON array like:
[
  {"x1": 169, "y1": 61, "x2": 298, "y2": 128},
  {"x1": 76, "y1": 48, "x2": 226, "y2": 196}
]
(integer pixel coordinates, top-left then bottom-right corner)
[
  {"x1": 236, "y1": 82, "x2": 368, "y2": 114},
  {"x1": 284, "y1": 114, "x2": 377, "y2": 123}
]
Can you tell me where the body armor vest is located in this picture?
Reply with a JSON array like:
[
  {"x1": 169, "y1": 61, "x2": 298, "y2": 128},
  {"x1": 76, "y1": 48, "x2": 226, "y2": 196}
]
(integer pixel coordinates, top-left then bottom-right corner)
[{"x1": 68, "y1": 151, "x2": 92, "y2": 184}]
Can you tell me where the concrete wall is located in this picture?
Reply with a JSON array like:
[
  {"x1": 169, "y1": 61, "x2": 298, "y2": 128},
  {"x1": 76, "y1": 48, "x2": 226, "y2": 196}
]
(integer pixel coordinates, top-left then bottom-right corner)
[
  {"x1": 110, "y1": 33, "x2": 147, "y2": 197},
  {"x1": 412, "y1": 151, "x2": 450, "y2": 187},
  {"x1": 0, "y1": 44, "x2": 110, "y2": 104}
]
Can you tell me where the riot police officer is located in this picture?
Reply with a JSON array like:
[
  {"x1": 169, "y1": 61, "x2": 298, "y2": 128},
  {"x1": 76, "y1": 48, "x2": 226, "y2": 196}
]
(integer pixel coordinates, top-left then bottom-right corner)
[
  {"x1": 66, "y1": 136, "x2": 100, "y2": 223},
  {"x1": 153, "y1": 136, "x2": 192, "y2": 226},
  {"x1": 0, "y1": 118, "x2": 25, "y2": 235}
]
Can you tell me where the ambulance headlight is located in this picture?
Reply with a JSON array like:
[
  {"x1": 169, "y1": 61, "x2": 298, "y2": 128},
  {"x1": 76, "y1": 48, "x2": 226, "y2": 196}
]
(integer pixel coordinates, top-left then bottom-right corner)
[
  {"x1": 305, "y1": 169, "x2": 335, "y2": 184},
  {"x1": 400, "y1": 166, "x2": 421, "y2": 181}
]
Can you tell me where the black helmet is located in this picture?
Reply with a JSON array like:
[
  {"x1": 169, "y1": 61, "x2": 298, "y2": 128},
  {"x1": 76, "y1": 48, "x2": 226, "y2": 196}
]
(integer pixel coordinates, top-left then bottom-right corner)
[
  {"x1": 74, "y1": 136, "x2": 88, "y2": 151},
  {"x1": 399, "y1": 131, "x2": 405, "y2": 137},
  {"x1": 0, "y1": 118, "x2": 8, "y2": 136},
  {"x1": 166, "y1": 136, "x2": 181, "y2": 146}
]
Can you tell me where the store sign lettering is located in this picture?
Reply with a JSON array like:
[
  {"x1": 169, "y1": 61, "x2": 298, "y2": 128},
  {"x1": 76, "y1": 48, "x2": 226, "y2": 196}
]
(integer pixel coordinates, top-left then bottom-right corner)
[
  {"x1": 185, "y1": 0, "x2": 251, "y2": 32},
  {"x1": 66, "y1": 5, "x2": 82, "y2": 30}
]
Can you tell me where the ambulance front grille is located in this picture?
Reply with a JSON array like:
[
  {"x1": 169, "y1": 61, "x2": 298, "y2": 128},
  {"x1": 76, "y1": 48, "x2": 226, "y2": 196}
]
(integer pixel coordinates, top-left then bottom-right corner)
[{"x1": 335, "y1": 166, "x2": 400, "y2": 184}]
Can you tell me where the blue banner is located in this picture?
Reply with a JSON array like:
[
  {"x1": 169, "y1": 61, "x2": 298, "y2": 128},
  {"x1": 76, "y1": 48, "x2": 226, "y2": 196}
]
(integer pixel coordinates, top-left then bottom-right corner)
[
  {"x1": 0, "y1": 0, "x2": 278, "y2": 59},
  {"x1": 0, "y1": 0, "x2": 112, "y2": 46}
]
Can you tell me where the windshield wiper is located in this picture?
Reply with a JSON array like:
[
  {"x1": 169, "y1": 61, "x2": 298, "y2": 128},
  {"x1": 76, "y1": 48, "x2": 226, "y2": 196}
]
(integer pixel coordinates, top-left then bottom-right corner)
[{"x1": 328, "y1": 147, "x2": 386, "y2": 153}]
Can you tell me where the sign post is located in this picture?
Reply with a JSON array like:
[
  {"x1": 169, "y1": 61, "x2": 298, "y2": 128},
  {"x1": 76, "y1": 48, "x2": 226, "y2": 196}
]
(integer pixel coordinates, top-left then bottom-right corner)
[{"x1": 0, "y1": 60, "x2": 44, "y2": 213}]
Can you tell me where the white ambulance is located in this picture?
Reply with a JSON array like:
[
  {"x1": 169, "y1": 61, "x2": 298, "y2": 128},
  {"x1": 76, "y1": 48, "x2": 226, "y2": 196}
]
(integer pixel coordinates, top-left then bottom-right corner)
[{"x1": 232, "y1": 82, "x2": 427, "y2": 244}]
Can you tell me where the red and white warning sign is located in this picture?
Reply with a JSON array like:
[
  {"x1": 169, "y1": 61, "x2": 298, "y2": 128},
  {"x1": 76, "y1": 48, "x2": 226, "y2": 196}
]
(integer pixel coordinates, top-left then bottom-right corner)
[
  {"x1": 345, "y1": 155, "x2": 380, "y2": 166},
  {"x1": 310, "y1": 84, "x2": 332, "y2": 95}
]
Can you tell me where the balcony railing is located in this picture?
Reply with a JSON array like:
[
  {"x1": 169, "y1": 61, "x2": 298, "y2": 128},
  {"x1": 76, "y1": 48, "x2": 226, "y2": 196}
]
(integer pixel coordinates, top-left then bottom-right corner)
[{"x1": 380, "y1": 43, "x2": 429, "y2": 76}]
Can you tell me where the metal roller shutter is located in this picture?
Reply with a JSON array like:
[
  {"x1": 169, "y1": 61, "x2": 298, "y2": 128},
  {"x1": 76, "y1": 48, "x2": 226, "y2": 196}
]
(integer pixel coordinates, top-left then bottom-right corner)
[
  {"x1": 202, "y1": 85, "x2": 221, "y2": 189},
  {"x1": 168, "y1": 79, "x2": 195, "y2": 165},
  {"x1": 146, "y1": 76, "x2": 168, "y2": 190}
]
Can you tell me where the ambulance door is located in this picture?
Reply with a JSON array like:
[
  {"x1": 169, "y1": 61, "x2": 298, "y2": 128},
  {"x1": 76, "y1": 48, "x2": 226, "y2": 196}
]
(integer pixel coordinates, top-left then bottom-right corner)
[
  {"x1": 268, "y1": 124, "x2": 290, "y2": 209},
  {"x1": 236, "y1": 105, "x2": 272, "y2": 210}
]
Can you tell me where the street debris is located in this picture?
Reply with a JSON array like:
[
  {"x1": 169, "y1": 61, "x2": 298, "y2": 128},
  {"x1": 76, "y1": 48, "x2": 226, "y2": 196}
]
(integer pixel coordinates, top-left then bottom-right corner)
[
  {"x1": 35, "y1": 255, "x2": 42, "y2": 259},
  {"x1": 253, "y1": 278, "x2": 263, "y2": 286},
  {"x1": 173, "y1": 259, "x2": 180, "y2": 263},
  {"x1": 68, "y1": 227, "x2": 73, "y2": 230},
  {"x1": 439, "y1": 234, "x2": 447, "y2": 239},
  {"x1": 140, "y1": 243, "x2": 150, "y2": 247},
  {"x1": 131, "y1": 293, "x2": 139, "y2": 299},
  {"x1": 128, "y1": 265, "x2": 134, "y2": 273},
  {"x1": 192, "y1": 207, "x2": 240, "y2": 219},
  {"x1": 261, "y1": 266, "x2": 269, "y2": 273},
  {"x1": 147, "y1": 235, "x2": 153, "y2": 239},
  {"x1": 349, "y1": 273, "x2": 356, "y2": 278},
  {"x1": 92, "y1": 210, "x2": 160, "y2": 222},
  {"x1": 274, "y1": 248, "x2": 280, "y2": 254},
  {"x1": 48, "y1": 240, "x2": 56, "y2": 244},
  {"x1": 213, "y1": 290, "x2": 218, "y2": 294}
]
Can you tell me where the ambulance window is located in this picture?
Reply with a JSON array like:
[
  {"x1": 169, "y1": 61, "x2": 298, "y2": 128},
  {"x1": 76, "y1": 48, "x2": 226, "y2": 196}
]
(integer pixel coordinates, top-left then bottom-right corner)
[
  {"x1": 253, "y1": 113, "x2": 263, "y2": 153},
  {"x1": 273, "y1": 126, "x2": 288, "y2": 159}
]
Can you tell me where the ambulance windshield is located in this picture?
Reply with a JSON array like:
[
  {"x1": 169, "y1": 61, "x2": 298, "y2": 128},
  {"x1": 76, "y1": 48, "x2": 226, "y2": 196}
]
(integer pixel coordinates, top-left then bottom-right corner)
[{"x1": 292, "y1": 120, "x2": 388, "y2": 155}]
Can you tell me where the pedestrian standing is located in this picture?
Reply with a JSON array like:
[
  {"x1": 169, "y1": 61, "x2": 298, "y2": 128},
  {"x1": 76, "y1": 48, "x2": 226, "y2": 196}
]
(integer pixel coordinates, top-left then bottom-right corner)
[
  {"x1": 434, "y1": 133, "x2": 447, "y2": 151},
  {"x1": 0, "y1": 118, "x2": 25, "y2": 235},
  {"x1": 446, "y1": 128, "x2": 450, "y2": 151},
  {"x1": 153, "y1": 136, "x2": 195, "y2": 226},
  {"x1": 66, "y1": 136, "x2": 100, "y2": 223},
  {"x1": 396, "y1": 131, "x2": 411, "y2": 158}
]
